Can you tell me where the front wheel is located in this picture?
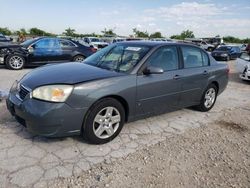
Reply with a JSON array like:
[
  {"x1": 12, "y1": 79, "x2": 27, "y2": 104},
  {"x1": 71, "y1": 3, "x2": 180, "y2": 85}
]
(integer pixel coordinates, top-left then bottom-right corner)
[
  {"x1": 195, "y1": 84, "x2": 218, "y2": 112},
  {"x1": 6, "y1": 55, "x2": 25, "y2": 70},
  {"x1": 82, "y1": 98, "x2": 125, "y2": 144}
]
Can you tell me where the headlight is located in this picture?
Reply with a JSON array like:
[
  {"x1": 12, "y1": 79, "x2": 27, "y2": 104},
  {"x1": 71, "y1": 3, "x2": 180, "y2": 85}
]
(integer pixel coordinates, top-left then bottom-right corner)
[
  {"x1": 32, "y1": 85, "x2": 73, "y2": 102},
  {"x1": 221, "y1": 53, "x2": 228, "y2": 57}
]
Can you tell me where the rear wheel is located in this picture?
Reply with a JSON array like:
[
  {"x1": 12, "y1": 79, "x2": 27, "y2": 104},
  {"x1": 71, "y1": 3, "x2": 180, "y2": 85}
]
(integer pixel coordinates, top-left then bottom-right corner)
[
  {"x1": 73, "y1": 55, "x2": 85, "y2": 62},
  {"x1": 82, "y1": 98, "x2": 125, "y2": 144},
  {"x1": 196, "y1": 84, "x2": 218, "y2": 112},
  {"x1": 6, "y1": 55, "x2": 25, "y2": 70}
]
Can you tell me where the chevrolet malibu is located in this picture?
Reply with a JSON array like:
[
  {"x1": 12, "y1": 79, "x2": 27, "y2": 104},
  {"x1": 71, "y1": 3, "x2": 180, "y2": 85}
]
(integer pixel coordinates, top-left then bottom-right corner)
[{"x1": 6, "y1": 41, "x2": 229, "y2": 144}]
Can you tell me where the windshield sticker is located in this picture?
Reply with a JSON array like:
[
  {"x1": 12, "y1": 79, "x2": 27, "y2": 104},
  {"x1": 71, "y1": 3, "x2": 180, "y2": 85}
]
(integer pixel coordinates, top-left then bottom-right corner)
[{"x1": 125, "y1": 47, "x2": 141, "y2": 51}]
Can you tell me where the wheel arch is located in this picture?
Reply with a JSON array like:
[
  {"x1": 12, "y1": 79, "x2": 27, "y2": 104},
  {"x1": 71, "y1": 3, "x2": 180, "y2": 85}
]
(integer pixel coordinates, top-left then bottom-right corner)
[
  {"x1": 98, "y1": 95, "x2": 129, "y2": 122},
  {"x1": 210, "y1": 81, "x2": 219, "y2": 92}
]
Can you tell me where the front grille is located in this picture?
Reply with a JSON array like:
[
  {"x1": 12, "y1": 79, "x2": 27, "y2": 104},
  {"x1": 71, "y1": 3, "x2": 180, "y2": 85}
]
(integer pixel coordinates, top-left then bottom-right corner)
[{"x1": 19, "y1": 85, "x2": 30, "y2": 100}]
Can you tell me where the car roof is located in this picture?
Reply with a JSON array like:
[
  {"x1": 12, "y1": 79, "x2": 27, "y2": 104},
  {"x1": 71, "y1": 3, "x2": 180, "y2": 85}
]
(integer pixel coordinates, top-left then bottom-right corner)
[{"x1": 118, "y1": 40, "x2": 200, "y2": 48}]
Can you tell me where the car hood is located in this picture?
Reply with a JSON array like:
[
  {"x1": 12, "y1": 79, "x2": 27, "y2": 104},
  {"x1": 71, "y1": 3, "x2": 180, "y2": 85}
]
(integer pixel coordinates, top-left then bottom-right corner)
[
  {"x1": 20, "y1": 63, "x2": 123, "y2": 90},
  {"x1": 0, "y1": 43, "x2": 20, "y2": 48}
]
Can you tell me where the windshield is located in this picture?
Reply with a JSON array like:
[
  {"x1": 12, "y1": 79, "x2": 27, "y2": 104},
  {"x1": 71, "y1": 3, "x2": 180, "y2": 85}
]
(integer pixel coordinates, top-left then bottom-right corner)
[
  {"x1": 20, "y1": 38, "x2": 37, "y2": 47},
  {"x1": 90, "y1": 38, "x2": 100, "y2": 42},
  {"x1": 84, "y1": 44, "x2": 151, "y2": 73}
]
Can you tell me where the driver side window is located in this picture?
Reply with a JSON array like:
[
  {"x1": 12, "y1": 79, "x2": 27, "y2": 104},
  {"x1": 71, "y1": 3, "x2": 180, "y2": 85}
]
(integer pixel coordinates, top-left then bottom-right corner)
[
  {"x1": 146, "y1": 46, "x2": 179, "y2": 71},
  {"x1": 35, "y1": 38, "x2": 59, "y2": 49}
]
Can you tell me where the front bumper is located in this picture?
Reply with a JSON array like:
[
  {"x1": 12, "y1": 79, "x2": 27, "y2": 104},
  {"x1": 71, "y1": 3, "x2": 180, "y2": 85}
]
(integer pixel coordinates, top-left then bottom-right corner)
[{"x1": 6, "y1": 91, "x2": 88, "y2": 137}]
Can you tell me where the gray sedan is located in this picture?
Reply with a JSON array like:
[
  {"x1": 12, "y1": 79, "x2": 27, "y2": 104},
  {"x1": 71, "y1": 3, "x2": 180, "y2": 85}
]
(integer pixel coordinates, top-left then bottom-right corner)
[{"x1": 6, "y1": 41, "x2": 229, "y2": 144}]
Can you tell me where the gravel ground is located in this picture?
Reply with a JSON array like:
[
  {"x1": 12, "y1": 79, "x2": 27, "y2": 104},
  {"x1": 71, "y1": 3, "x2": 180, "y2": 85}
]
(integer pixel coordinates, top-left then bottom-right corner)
[
  {"x1": 50, "y1": 107, "x2": 250, "y2": 188},
  {"x1": 47, "y1": 61, "x2": 250, "y2": 188}
]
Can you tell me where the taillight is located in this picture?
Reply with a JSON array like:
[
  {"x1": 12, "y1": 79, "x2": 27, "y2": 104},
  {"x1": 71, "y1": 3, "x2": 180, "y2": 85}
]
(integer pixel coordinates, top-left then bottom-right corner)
[{"x1": 90, "y1": 48, "x2": 97, "y2": 53}]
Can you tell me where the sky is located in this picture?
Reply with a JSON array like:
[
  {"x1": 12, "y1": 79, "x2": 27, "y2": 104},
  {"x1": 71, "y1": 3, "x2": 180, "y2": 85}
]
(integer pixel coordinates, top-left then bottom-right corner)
[{"x1": 0, "y1": 0, "x2": 250, "y2": 38}]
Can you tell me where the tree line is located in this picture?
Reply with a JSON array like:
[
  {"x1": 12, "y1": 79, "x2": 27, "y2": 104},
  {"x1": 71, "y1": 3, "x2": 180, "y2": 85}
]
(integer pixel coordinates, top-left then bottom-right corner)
[{"x1": 0, "y1": 27, "x2": 249, "y2": 44}]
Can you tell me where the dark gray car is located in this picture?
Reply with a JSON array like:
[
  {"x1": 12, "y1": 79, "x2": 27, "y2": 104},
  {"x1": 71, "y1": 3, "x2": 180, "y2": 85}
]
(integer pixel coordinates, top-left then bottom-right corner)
[{"x1": 6, "y1": 41, "x2": 229, "y2": 144}]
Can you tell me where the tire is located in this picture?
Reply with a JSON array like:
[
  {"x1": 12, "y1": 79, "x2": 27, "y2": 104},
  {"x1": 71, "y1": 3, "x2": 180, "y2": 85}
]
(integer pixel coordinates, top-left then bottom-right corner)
[
  {"x1": 195, "y1": 84, "x2": 218, "y2": 112},
  {"x1": 82, "y1": 98, "x2": 125, "y2": 144},
  {"x1": 6, "y1": 55, "x2": 25, "y2": 70},
  {"x1": 73, "y1": 55, "x2": 85, "y2": 62}
]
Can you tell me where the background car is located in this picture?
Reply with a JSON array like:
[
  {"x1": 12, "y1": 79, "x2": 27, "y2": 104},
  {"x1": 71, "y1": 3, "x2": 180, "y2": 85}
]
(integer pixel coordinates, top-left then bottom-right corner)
[
  {"x1": 83, "y1": 37, "x2": 109, "y2": 49},
  {"x1": 236, "y1": 52, "x2": 250, "y2": 81},
  {"x1": 7, "y1": 41, "x2": 229, "y2": 144},
  {"x1": 0, "y1": 33, "x2": 12, "y2": 43},
  {"x1": 185, "y1": 38, "x2": 214, "y2": 51},
  {"x1": 0, "y1": 37, "x2": 96, "y2": 70},
  {"x1": 211, "y1": 45, "x2": 241, "y2": 61}
]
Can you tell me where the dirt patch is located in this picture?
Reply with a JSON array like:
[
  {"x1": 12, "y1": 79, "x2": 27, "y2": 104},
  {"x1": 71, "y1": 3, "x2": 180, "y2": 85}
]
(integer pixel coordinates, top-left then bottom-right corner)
[{"x1": 217, "y1": 120, "x2": 248, "y2": 132}]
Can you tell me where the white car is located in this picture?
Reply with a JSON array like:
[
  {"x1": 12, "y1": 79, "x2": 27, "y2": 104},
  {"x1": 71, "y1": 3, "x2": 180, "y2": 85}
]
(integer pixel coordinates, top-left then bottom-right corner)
[
  {"x1": 83, "y1": 37, "x2": 108, "y2": 49},
  {"x1": 236, "y1": 52, "x2": 250, "y2": 81},
  {"x1": 199, "y1": 41, "x2": 214, "y2": 51}
]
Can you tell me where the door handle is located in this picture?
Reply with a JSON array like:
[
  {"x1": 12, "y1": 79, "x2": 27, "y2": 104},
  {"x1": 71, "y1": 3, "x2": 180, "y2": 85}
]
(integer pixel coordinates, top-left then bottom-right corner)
[
  {"x1": 203, "y1": 70, "x2": 209, "y2": 75},
  {"x1": 173, "y1": 75, "x2": 181, "y2": 80}
]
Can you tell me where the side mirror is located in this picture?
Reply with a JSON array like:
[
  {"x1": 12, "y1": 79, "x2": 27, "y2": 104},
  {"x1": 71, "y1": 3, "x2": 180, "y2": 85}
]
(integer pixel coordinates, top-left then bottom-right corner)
[
  {"x1": 27, "y1": 46, "x2": 34, "y2": 53},
  {"x1": 143, "y1": 66, "x2": 164, "y2": 75}
]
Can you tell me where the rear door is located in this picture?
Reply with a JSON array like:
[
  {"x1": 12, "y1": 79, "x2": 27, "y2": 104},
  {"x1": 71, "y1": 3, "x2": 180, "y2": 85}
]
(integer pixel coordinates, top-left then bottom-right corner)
[
  {"x1": 178, "y1": 46, "x2": 210, "y2": 106},
  {"x1": 136, "y1": 45, "x2": 183, "y2": 116},
  {"x1": 59, "y1": 39, "x2": 77, "y2": 61}
]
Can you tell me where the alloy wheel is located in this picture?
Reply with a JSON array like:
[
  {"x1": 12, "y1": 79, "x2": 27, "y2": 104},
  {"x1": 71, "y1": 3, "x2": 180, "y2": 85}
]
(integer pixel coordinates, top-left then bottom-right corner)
[
  {"x1": 9, "y1": 56, "x2": 24, "y2": 69},
  {"x1": 204, "y1": 88, "x2": 216, "y2": 108},
  {"x1": 93, "y1": 106, "x2": 121, "y2": 139}
]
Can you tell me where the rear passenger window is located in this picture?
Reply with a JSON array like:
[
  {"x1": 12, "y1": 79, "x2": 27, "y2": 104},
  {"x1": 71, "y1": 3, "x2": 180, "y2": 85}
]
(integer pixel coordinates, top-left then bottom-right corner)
[
  {"x1": 202, "y1": 51, "x2": 209, "y2": 66},
  {"x1": 147, "y1": 46, "x2": 178, "y2": 71},
  {"x1": 182, "y1": 46, "x2": 203, "y2": 68},
  {"x1": 59, "y1": 40, "x2": 75, "y2": 47}
]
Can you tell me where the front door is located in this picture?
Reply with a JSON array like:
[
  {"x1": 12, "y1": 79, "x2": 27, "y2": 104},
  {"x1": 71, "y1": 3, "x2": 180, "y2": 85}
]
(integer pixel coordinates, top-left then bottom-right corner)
[
  {"x1": 29, "y1": 38, "x2": 62, "y2": 63},
  {"x1": 136, "y1": 45, "x2": 182, "y2": 116}
]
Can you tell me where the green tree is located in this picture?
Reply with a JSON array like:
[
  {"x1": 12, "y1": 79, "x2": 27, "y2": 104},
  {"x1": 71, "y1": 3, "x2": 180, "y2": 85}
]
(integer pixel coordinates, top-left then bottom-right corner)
[
  {"x1": 223, "y1": 36, "x2": 242, "y2": 44},
  {"x1": 63, "y1": 27, "x2": 76, "y2": 36},
  {"x1": 29, "y1": 27, "x2": 46, "y2": 36},
  {"x1": 170, "y1": 30, "x2": 195, "y2": 40},
  {"x1": 101, "y1": 28, "x2": 116, "y2": 36},
  {"x1": 150, "y1": 32, "x2": 163, "y2": 38},
  {"x1": 0, "y1": 27, "x2": 12, "y2": 35},
  {"x1": 242, "y1": 38, "x2": 250, "y2": 44},
  {"x1": 132, "y1": 28, "x2": 149, "y2": 38}
]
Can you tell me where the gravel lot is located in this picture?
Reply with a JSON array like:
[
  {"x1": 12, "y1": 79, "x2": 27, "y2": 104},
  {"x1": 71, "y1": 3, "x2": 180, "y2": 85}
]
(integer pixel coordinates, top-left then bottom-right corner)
[{"x1": 0, "y1": 61, "x2": 249, "y2": 188}]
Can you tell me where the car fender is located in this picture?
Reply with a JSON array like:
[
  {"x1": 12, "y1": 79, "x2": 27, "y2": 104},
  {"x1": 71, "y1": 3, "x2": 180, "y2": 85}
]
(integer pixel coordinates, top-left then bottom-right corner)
[{"x1": 67, "y1": 75, "x2": 137, "y2": 120}]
